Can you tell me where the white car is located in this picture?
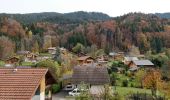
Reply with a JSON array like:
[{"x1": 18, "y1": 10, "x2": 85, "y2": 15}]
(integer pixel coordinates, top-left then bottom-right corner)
[
  {"x1": 68, "y1": 88, "x2": 81, "y2": 96},
  {"x1": 63, "y1": 84, "x2": 75, "y2": 91}
]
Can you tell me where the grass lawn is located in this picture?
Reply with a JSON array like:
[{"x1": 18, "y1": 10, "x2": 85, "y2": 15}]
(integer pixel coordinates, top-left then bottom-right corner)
[
  {"x1": 0, "y1": 60, "x2": 5, "y2": 67},
  {"x1": 39, "y1": 53, "x2": 52, "y2": 57},
  {"x1": 21, "y1": 62, "x2": 36, "y2": 66},
  {"x1": 113, "y1": 86, "x2": 163, "y2": 97}
]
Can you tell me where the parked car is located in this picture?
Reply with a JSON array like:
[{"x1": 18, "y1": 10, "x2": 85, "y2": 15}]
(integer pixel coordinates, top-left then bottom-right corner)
[
  {"x1": 68, "y1": 88, "x2": 81, "y2": 96},
  {"x1": 63, "y1": 84, "x2": 75, "y2": 91}
]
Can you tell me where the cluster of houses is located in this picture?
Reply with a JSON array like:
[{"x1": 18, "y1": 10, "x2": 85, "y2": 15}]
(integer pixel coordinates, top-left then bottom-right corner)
[
  {"x1": 0, "y1": 48, "x2": 156, "y2": 99},
  {"x1": 109, "y1": 52, "x2": 154, "y2": 71}
]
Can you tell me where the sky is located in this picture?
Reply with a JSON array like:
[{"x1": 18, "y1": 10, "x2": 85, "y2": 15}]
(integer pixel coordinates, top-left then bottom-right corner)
[{"x1": 0, "y1": 0, "x2": 170, "y2": 17}]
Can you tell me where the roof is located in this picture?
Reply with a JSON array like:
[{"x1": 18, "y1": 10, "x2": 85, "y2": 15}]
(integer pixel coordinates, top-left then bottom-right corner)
[
  {"x1": 5, "y1": 56, "x2": 19, "y2": 60},
  {"x1": 48, "y1": 47, "x2": 56, "y2": 50},
  {"x1": 133, "y1": 60, "x2": 154, "y2": 66},
  {"x1": 124, "y1": 57, "x2": 138, "y2": 61},
  {"x1": 109, "y1": 52, "x2": 117, "y2": 56},
  {"x1": 77, "y1": 56, "x2": 93, "y2": 61},
  {"x1": 0, "y1": 68, "x2": 48, "y2": 100},
  {"x1": 72, "y1": 65, "x2": 110, "y2": 85}
]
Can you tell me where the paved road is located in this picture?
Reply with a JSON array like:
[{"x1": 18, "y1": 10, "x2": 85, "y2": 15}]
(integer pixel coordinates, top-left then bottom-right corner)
[{"x1": 52, "y1": 90, "x2": 75, "y2": 100}]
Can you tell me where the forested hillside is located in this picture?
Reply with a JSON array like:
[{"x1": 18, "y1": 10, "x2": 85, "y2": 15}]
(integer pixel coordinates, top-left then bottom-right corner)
[
  {"x1": 1, "y1": 12, "x2": 170, "y2": 58},
  {"x1": 0, "y1": 11, "x2": 111, "y2": 24},
  {"x1": 155, "y1": 13, "x2": 170, "y2": 19}
]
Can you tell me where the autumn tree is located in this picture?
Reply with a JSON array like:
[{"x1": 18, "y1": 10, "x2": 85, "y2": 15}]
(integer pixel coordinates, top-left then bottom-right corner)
[
  {"x1": 32, "y1": 40, "x2": 39, "y2": 53},
  {"x1": 128, "y1": 45, "x2": 140, "y2": 56},
  {"x1": 137, "y1": 33, "x2": 150, "y2": 53},
  {"x1": 35, "y1": 59, "x2": 61, "y2": 78},
  {"x1": 43, "y1": 35, "x2": 52, "y2": 50},
  {"x1": 135, "y1": 69, "x2": 146, "y2": 87},
  {"x1": 0, "y1": 36, "x2": 15, "y2": 59},
  {"x1": 142, "y1": 69, "x2": 163, "y2": 97}
]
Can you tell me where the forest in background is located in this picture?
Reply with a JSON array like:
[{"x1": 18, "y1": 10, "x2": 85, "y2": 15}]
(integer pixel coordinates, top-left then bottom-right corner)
[{"x1": 1, "y1": 12, "x2": 170, "y2": 58}]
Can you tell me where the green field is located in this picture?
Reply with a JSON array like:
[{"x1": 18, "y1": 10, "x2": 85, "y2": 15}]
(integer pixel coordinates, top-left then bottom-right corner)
[
  {"x1": 21, "y1": 62, "x2": 36, "y2": 66},
  {"x1": 0, "y1": 60, "x2": 5, "y2": 67},
  {"x1": 113, "y1": 86, "x2": 163, "y2": 97}
]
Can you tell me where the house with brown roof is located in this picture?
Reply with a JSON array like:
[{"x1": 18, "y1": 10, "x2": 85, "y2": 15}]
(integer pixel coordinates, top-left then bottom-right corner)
[
  {"x1": 109, "y1": 52, "x2": 124, "y2": 61},
  {"x1": 71, "y1": 64, "x2": 110, "y2": 85},
  {"x1": 77, "y1": 56, "x2": 94, "y2": 65},
  {"x1": 48, "y1": 47, "x2": 56, "y2": 55},
  {"x1": 0, "y1": 68, "x2": 56, "y2": 100},
  {"x1": 123, "y1": 56, "x2": 139, "y2": 65},
  {"x1": 128, "y1": 60, "x2": 154, "y2": 71},
  {"x1": 25, "y1": 52, "x2": 38, "y2": 62},
  {"x1": 4, "y1": 56, "x2": 20, "y2": 67}
]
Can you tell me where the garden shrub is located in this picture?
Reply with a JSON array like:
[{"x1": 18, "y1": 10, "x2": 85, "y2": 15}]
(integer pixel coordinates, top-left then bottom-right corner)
[
  {"x1": 52, "y1": 84, "x2": 61, "y2": 93},
  {"x1": 122, "y1": 80, "x2": 128, "y2": 87}
]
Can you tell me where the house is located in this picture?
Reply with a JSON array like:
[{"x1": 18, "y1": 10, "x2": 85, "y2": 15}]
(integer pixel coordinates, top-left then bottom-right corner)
[
  {"x1": 25, "y1": 52, "x2": 38, "y2": 62},
  {"x1": 128, "y1": 60, "x2": 154, "y2": 71},
  {"x1": 96, "y1": 55, "x2": 108, "y2": 64},
  {"x1": 0, "y1": 68, "x2": 56, "y2": 100},
  {"x1": 4, "y1": 56, "x2": 20, "y2": 67},
  {"x1": 17, "y1": 51, "x2": 38, "y2": 62},
  {"x1": 109, "y1": 52, "x2": 124, "y2": 61},
  {"x1": 16, "y1": 50, "x2": 30, "y2": 56},
  {"x1": 77, "y1": 56, "x2": 94, "y2": 65},
  {"x1": 123, "y1": 56, "x2": 139, "y2": 65},
  {"x1": 48, "y1": 47, "x2": 56, "y2": 55},
  {"x1": 109, "y1": 52, "x2": 117, "y2": 56},
  {"x1": 71, "y1": 65, "x2": 110, "y2": 85}
]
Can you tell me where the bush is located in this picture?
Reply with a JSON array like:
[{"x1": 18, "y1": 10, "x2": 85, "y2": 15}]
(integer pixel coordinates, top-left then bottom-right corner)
[
  {"x1": 122, "y1": 80, "x2": 128, "y2": 87},
  {"x1": 52, "y1": 84, "x2": 61, "y2": 93}
]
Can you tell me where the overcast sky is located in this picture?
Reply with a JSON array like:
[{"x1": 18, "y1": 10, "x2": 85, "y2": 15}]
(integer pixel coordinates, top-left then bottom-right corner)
[{"x1": 0, "y1": 0, "x2": 170, "y2": 17}]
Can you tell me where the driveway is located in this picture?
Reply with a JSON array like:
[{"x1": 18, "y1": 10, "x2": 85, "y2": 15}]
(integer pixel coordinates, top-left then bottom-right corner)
[{"x1": 52, "y1": 90, "x2": 75, "y2": 100}]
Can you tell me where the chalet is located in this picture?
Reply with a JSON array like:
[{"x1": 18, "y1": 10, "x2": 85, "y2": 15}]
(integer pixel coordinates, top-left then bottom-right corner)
[
  {"x1": 48, "y1": 47, "x2": 56, "y2": 55},
  {"x1": 71, "y1": 65, "x2": 110, "y2": 85},
  {"x1": 5, "y1": 56, "x2": 19, "y2": 64},
  {"x1": 4, "y1": 56, "x2": 19, "y2": 67},
  {"x1": 123, "y1": 56, "x2": 139, "y2": 65},
  {"x1": 96, "y1": 55, "x2": 108, "y2": 63},
  {"x1": 17, "y1": 51, "x2": 38, "y2": 62},
  {"x1": 109, "y1": 52, "x2": 124, "y2": 61},
  {"x1": 77, "y1": 56, "x2": 94, "y2": 65},
  {"x1": 128, "y1": 60, "x2": 154, "y2": 71},
  {"x1": 0, "y1": 68, "x2": 56, "y2": 100},
  {"x1": 25, "y1": 52, "x2": 38, "y2": 62}
]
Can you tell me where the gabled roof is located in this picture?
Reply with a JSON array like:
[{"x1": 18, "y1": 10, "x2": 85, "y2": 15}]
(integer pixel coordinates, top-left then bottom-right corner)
[
  {"x1": 47, "y1": 47, "x2": 56, "y2": 50},
  {"x1": 77, "y1": 56, "x2": 93, "y2": 61},
  {"x1": 5, "y1": 56, "x2": 19, "y2": 60},
  {"x1": 0, "y1": 68, "x2": 48, "y2": 100},
  {"x1": 133, "y1": 60, "x2": 154, "y2": 66},
  {"x1": 72, "y1": 65, "x2": 110, "y2": 85},
  {"x1": 124, "y1": 57, "x2": 138, "y2": 61}
]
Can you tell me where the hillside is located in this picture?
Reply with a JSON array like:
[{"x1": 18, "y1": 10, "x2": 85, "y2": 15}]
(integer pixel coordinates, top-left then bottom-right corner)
[
  {"x1": 0, "y1": 11, "x2": 111, "y2": 24},
  {"x1": 1, "y1": 12, "x2": 170, "y2": 59},
  {"x1": 155, "y1": 13, "x2": 170, "y2": 19}
]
